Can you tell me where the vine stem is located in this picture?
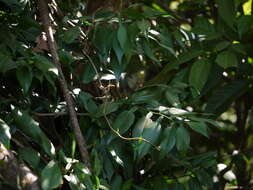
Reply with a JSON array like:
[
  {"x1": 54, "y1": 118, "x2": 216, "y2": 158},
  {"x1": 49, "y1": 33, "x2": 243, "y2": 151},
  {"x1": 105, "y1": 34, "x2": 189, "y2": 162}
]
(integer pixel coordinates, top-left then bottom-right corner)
[{"x1": 37, "y1": 0, "x2": 91, "y2": 170}]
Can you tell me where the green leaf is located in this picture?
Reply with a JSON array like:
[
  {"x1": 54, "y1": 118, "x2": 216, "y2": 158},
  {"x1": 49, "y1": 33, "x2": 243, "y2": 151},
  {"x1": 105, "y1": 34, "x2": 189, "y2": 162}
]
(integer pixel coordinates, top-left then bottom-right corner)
[
  {"x1": 165, "y1": 89, "x2": 180, "y2": 107},
  {"x1": 214, "y1": 41, "x2": 230, "y2": 52},
  {"x1": 81, "y1": 63, "x2": 96, "y2": 83},
  {"x1": 188, "y1": 122, "x2": 209, "y2": 138},
  {"x1": 92, "y1": 150, "x2": 102, "y2": 176},
  {"x1": 63, "y1": 26, "x2": 80, "y2": 43},
  {"x1": 13, "y1": 109, "x2": 55, "y2": 157},
  {"x1": 205, "y1": 80, "x2": 248, "y2": 116},
  {"x1": 178, "y1": 49, "x2": 203, "y2": 64},
  {"x1": 243, "y1": 0, "x2": 252, "y2": 15},
  {"x1": 142, "y1": 39, "x2": 159, "y2": 63},
  {"x1": 137, "y1": 20, "x2": 150, "y2": 33},
  {"x1": 16, "y1": 67, "x2": 33, "y2": 94},
  {"x1": 196, "y1": 170, "x2": 213, "y2": 188},
  {"x1": 59, "y1": 50, "x2": 75, "y2": 65},
  {"x1": 41, "y1": 160, "x2": 62, "y2": 190},
  {"x1": 132, "y1": 113, "x2": 153, "y2": 137},
  {"x1": 192, "y1": 17, "x2": 216, "y2": 35},
  {"x1": 215, "y1": 51, "x2": 238, "y2": 68},
  {"x1": 237, "y1": 16, "x2": 253, "y2": 38},
  {"x1": 136, "y1": 122, "x2": 161, "y2": 160},
  {"x1": 188, "y1": 178, "x2": 202, "y2": 190},
  {"x1": 160, "y1": 126, "x2": 176, "y2": 158},
  {"x1": 176, "y1": 126, "x2": 190, "y2": 152},
  {"x1": 78, "y1": 92, "x2": 98, "y2": 115},
  {"x1": 113, "y1": 36, "x2": 124, "y2": 64},
  {"x1": 34, "y1": 55, "x2": 58, "y2": 76},
  {"x1": 117, "y1": 24, "x2": 128, "y2": 49},
  {"x1": 111, "y1": 175, "x2": 122, "y2": 190},
  {"x1": 189, "y1": 59, "x2": 211, "y2": 92},
  {"x1": 18, "y1": 147, "x2": 40, "y2": 169},
  {"x1": 112, "y1": 110, "x2": 135, "y2": 134},
  {"x1": 217, "y1": 0, "x2": 236, "y2": 28},
  {"x1": 0, "y1": 119, "x2": 11, "y2": 148},
  {"x1": 96, "y1": 102, "x2": 119, "y2": 117}
]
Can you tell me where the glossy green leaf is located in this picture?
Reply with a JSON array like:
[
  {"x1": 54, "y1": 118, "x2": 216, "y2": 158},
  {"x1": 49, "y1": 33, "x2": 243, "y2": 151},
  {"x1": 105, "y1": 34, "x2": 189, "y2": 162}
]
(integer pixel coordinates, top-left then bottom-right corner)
[
  {"x1": 188, "y1": 122, "x2": 209, "y2": 138},
  {"x1": 0, "y1": 119, "x2": 11, "y2": 148},
  {"x1": 112, "y1": 110, "x2": 135, "y2": 134},
  {"x1": 117, "y1": 24, "x2": 127, "y2": 49},
  {"x1": 215, "y1": 51, "x2": 238, "y2": 68},
  {"x1": 176, "y1": 126, "x2": 190, "y2": 152},
  {"x1": 136, "y1": 122, "x2": 161, "y2": 160},
  {"x1": 132, "y1": 113, "x2": 154, "y2": 137},
  {"x1": 13, "y1": 109, "x2": 55, "y2": 157},
  {"x1": 189, "y1": 59, "x2": 211, "y2": 92},
  {"x1": 16, "y1": 67, "x2": 33, "y2": 94},
  {"x1": 41, "y1": 160, "x2": 62, "y2": 190}
]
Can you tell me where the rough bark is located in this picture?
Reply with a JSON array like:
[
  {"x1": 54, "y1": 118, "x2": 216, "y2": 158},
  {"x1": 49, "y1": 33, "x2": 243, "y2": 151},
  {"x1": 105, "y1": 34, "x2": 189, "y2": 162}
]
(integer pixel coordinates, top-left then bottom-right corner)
[{"x1": 0, "y1": 143, "x2": 41, "y2": 190}]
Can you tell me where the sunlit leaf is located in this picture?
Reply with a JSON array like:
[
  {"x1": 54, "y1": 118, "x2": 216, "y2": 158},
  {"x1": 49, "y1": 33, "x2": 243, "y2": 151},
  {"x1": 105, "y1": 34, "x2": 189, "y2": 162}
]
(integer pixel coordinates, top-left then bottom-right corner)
[{"x1": 0, "y1": 119, "x2": 11, "y2": 148}]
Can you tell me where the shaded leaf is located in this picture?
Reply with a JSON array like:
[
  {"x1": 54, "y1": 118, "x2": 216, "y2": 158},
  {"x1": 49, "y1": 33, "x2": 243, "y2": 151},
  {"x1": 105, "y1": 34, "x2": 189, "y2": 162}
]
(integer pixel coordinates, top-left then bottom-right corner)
[
  {"x1": 112, "y1": 110, "x2": 135, "y2": 134},
  {"x1": 188, "y1": 122, "x2": 209, "y2": 138},
  {"x1": 160, "y1": 126, "x2": 176, "y2": 158},
  {"x1": 205, "y1": 80, "x2": 248, "y2": 116},
  {"x1": 16, "y1": 67, "x2": 33, "y2": 94},
  {"x1": 13, "y1": 109, "x2": 55, "y2": 157},
  {"x1": 81, "y1": 63, "x2": 96, "y2": 83},
  {"x1": 117, "y1": 24, "x2": 127, "y2": 49},
  {"x1": 189, "y1": 59, "x2": 211, "y2": 92},
  {"x1": 176, "y1": 126, "x2": 190, "y2": 152},
  {"x1": 18, "y1": 147, "x2": 40, "y2": 169},
  {"x1": 41, "y1": 161, "x2": 62, "y2": 190},
  {"x1": 63, "y1": 26, "x2": 80, "y2": 43},
  {"x1": 215, "y1": 51, "x2": 238, "y2": 68},
  {"x1": 217, "y1": 0, "x2": 235, "y2": 28}
]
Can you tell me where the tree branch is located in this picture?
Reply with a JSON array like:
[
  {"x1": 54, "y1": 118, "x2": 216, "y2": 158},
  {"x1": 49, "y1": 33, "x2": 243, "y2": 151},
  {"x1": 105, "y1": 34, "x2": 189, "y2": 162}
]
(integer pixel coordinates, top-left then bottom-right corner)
[
  {"x1": 0, "y1": 142, "x2": 41, "y2": 190},
  {"x1": 37, "y1": 0, "x2": 91, "y2": 170}
]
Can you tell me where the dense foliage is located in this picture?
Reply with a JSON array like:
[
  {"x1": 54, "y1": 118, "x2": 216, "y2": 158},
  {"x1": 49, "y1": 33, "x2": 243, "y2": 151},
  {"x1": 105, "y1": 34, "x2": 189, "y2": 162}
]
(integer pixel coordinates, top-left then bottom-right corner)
[{"x1": 0, "y1": 0, "x2": 253, "y2": 189}]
